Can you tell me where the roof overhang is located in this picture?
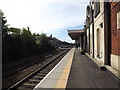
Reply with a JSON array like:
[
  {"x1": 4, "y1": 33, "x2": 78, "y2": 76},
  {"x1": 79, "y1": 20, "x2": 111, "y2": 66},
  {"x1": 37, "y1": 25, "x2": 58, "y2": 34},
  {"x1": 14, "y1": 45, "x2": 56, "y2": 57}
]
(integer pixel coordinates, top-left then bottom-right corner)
[{"x1": 68, "y1": 29, "x2": 84, "y2": 40}]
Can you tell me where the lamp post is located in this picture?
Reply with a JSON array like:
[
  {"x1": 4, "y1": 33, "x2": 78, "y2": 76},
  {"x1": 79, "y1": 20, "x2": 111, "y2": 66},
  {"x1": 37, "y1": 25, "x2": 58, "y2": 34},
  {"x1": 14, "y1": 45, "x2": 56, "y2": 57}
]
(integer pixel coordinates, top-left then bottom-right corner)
[{"x1": 0, "y1": 10, "x2": 2, "y2": 90}]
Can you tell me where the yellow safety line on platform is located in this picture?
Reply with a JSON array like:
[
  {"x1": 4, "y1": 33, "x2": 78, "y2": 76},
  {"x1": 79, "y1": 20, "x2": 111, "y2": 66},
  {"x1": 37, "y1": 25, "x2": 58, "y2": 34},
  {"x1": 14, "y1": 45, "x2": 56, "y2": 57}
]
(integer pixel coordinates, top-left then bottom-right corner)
[{"x1": 55, "y1": 49, "x2": 74, "y2": 88}]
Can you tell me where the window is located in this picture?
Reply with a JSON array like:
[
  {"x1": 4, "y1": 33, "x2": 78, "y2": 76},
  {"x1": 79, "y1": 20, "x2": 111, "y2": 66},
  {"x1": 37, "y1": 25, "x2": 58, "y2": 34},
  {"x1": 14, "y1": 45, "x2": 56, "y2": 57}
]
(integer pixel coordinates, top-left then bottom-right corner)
[
  {"x1": 97, "y1": 28, "x2": 101, "y2": 58},
  {"x1": 90, "y1": 8, "x2": 93, "y2": 23},
  {"x1": 94, "y1": 0, "x2": 100, "y2": 18},
  {"x1": 91, "y1": 0, "x2": 94, "y2": 4},
  {"x1": 117, "y1": 11, "x2": 120, "y2": 29}
]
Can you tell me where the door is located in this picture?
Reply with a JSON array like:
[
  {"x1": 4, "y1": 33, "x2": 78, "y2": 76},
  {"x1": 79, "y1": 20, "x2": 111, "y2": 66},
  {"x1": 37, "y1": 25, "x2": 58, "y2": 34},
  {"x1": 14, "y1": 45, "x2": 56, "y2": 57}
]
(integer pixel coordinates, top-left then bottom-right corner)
[{"x1": 97, "y1": 28, "x2": 100, "y2": 58}]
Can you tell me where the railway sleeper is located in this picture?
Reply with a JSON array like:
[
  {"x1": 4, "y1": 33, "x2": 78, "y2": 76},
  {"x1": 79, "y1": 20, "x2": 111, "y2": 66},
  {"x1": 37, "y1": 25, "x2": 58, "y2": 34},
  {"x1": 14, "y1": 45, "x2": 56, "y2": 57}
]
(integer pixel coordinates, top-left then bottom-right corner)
[
  {"x1": 36, "y1": 73, "x2": 47, "y2": 76},
  {"x1": 22, "y1": 83, "x2": 36, "y2": 89},
  {"x1": 39, "y1": 71, "x2": 49, "y2": 74},
  {"x1": 42, "y1": 69, "x2": 52, "y2": 72},
  {"x1": 47, "y1": 65, "x2": 56, "y2": 68},
  {"x1": 33, "y1": 76, "x2": 44, "y2": 80},
  {"x1": 17, "y1": 83, "x2": 36, "y2": 90},
  {"x1": 28, "y1": 79, "x2": 40, "y2": 84},
  {"x1": 17, "y1": 87, "x2": 32, "y2": 90}
]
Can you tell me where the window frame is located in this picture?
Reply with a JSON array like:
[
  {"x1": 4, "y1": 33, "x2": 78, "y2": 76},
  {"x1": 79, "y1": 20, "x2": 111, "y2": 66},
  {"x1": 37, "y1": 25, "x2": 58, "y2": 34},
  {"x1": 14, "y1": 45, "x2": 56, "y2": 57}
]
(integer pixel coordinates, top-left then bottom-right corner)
[{"x1": 117, "y1": 11, "x2": 120, "y2": 30}]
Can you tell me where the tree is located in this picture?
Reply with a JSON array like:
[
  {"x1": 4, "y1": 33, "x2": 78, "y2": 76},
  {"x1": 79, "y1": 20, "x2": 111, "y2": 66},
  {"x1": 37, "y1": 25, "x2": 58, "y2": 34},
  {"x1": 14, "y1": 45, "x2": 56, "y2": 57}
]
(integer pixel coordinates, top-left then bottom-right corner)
[
  {"x1": 8, "y1": 27, "x2": 21, "y2": 34},
  {"x1": 35, "y1": 33, "x2": 55, "y2": 52},
  {"x1": 50, "y1": 34, "x2": 52, "y2": 39},
  {"x1": 0, "y1": 10, "x2": 2, "y2": 32},
  {"x1": 0, "y1": 10, "x2": 9, "y2": 37}
]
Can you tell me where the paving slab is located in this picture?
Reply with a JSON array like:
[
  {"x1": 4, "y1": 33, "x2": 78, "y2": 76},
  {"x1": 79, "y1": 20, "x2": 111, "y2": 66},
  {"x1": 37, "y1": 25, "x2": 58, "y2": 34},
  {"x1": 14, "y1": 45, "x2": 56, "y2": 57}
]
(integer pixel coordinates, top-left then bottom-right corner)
[{"x1": 66, "y1": 48, "x2": 120, "y2": 89}]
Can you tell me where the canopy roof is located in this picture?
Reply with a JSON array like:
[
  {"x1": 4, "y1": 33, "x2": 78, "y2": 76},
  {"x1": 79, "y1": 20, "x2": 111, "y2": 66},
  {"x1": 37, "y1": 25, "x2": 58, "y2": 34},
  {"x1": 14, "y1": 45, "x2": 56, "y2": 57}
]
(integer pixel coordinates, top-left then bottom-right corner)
[{"x1": 68, "y1": 29, "x2": 84, "y2": 40}]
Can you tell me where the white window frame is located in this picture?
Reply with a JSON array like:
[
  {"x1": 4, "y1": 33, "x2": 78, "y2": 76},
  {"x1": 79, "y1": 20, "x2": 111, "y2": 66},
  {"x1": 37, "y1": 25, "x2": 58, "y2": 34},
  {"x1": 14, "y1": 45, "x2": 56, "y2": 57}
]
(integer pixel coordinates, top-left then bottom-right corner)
[{"x1": 117, "y1": 11, "x2": 120, "y2": 30}]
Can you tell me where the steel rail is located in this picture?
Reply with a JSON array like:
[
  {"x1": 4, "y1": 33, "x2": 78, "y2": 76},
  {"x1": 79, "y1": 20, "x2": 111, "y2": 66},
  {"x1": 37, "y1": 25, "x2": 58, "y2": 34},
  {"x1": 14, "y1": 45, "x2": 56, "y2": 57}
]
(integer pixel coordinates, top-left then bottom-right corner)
[{"x1": 7, "y1": 49, "x2": 70, "y2": 90}]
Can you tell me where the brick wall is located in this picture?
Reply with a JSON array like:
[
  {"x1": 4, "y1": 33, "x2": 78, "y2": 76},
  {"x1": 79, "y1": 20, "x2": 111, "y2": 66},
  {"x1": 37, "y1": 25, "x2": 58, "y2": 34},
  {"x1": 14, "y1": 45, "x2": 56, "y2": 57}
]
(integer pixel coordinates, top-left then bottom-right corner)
[{"x1": 110, "y1": 1, "x2": 120, "y2": 56}]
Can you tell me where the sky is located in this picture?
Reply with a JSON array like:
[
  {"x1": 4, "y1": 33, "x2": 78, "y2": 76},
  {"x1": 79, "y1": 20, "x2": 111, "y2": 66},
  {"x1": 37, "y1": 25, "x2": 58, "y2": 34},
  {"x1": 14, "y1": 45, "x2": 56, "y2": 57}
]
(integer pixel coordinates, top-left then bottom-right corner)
[{"x1": 0, "y1": 0, "x2": 89, "y2": 43}]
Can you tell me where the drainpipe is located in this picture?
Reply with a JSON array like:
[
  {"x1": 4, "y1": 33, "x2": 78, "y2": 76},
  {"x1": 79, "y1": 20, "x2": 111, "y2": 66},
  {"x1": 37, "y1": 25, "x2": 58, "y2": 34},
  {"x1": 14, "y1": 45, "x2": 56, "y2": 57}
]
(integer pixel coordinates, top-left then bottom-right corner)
[
  {"x1": 92, "y1": 9, "x2": 94, "y2": 58},
  {"x1": 104, "y1": 2, "x2": 111, "y2": 65},
  {"x1": 84, "y1": 24, "x2": 87, "y2": 52},
  {"x1": 89, "y1": 26, "x2": 90, "y2": 55},
  {"x1": 0, "y1": 12, "x2": 2, "y2": 90},
  {"x1": 81, "y1": 35, "x2": 83, "y2": 50}
]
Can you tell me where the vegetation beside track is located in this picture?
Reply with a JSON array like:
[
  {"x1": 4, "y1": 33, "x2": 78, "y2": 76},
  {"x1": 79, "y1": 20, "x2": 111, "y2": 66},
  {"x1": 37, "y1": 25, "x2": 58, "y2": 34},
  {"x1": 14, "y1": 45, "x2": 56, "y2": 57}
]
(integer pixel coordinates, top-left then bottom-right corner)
[{"x1": 1, "y1": 10, "x2": 55, "y2": 63}]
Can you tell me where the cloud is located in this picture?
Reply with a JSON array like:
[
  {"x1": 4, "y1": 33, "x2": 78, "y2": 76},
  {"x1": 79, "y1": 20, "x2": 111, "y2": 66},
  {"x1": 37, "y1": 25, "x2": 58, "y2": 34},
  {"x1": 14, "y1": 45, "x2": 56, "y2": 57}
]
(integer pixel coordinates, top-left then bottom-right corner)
[{"x1": 46, "y1": 25, "x2": 83, "y2": 43}]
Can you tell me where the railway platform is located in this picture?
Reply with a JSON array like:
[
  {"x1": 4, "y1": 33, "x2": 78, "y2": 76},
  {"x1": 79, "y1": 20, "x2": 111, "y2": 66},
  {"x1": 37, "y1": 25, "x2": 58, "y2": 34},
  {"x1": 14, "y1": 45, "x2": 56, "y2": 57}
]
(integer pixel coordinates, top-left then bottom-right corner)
[{"x1": 34, "y1": 48, "x2": 120, "y2": 89}]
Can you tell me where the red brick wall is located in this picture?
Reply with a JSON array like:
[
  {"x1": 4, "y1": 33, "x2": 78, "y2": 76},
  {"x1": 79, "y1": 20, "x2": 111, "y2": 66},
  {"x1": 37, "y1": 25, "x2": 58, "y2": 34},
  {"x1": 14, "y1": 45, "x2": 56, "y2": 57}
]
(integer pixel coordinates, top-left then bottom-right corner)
[{"x1": 110, "y1": 1, "x2": 120, "y2": 56}]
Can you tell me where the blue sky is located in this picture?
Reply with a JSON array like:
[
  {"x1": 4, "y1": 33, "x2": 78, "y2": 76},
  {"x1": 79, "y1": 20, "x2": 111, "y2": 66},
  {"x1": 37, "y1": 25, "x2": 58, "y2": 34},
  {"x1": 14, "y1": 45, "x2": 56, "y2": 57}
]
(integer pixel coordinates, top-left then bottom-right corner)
[
  {"x1": 0, "y1": 0, "x2": 89, "y2": 43},
  {"x1": 47, "y1": 25, "x2": 84, "y2": 43}
]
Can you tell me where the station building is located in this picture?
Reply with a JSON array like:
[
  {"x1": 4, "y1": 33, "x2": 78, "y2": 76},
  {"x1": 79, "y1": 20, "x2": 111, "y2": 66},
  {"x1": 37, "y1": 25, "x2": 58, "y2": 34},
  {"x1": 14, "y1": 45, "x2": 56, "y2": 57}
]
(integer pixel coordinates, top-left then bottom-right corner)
[
  {"x1": 68, "y1": 0, "x2": 120, "y2": 71},
  {"x1": 86, "y1": 0, "x2": 106, "y2": 66},
  {"x1": 86, "y1": 0, "x2": 120, "y2": 71},
  {"x1": 86, "y1": 0, "x2": 120, "y2": 70}
]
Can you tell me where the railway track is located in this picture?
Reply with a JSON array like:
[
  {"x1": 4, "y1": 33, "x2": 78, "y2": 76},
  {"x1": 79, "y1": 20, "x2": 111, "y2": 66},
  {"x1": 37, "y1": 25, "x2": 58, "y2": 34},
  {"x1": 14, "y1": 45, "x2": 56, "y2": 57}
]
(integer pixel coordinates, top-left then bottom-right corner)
[
  {"x1": 3, "y1": 49, "x2": 63, "y2": 78},
  {"x1": 6, "y1": 49, "x2": 70, "y2": 90}
]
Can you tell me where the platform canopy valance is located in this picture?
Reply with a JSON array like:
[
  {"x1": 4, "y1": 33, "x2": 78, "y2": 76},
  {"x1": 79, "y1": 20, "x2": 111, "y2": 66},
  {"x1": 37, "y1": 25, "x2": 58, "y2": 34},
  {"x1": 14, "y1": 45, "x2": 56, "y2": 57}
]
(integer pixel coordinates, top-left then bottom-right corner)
[{"x1": 68, "y1": 29, "x2": 84, "y2": 40}]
